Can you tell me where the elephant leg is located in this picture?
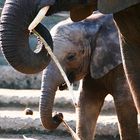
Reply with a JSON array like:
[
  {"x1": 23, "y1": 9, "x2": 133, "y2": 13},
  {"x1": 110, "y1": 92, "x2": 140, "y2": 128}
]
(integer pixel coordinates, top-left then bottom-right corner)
[
  {"x1": 113, "y1": 3, "x2": 140, "y2": 114},
  {"x1": 76, "y1": 88, "x2": 106, "y2": 140},
  {"x1": 113, "y1": 68, "x2": 139, "y2": 140},
  {"x1": 121, "y1": 43, "x2": 140, "y2": 115}
]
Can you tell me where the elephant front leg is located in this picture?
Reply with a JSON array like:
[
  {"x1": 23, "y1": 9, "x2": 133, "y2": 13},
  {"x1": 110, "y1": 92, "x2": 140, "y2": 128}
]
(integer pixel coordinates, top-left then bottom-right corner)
[{"x1": 76, "y1": 89, "x2": 106, "y2": 140}]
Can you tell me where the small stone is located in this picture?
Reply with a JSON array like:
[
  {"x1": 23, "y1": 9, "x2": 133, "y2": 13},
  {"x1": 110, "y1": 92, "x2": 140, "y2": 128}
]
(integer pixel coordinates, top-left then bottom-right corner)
[{"x1": 24, "y1": 108, "x2": 33, "y2": 115}]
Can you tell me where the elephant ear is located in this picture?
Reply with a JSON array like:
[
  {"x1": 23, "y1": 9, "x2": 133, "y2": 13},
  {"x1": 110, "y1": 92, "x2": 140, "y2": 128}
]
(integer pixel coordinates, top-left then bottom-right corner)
[
  {"x1": 90, "y1": 21, "x2": 122, "y2": 79},
  {"x1": 98, "y1": 0, "x2": 140, "y2": 14}
]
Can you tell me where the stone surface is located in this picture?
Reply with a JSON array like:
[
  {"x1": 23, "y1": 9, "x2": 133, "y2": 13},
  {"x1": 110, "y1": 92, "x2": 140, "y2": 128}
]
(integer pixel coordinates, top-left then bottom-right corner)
[
  {"x1": 0, "y1": 89, "x2": 114, "y2": 111},
  {"x1": 0, "y1": 66, "x2": 42, "y2": 89},
  {"x1": 0, "y1": 110, "x2": 120, "y2": 136},
  {"x1": 0, "y1": 89, "x2": 139, "y2": 139}
]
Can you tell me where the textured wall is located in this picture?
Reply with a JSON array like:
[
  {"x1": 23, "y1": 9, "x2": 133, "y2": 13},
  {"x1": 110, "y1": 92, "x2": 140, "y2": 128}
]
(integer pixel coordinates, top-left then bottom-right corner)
[{"x1": 0, "y1": 66, "x2": 42, "y2": 89}]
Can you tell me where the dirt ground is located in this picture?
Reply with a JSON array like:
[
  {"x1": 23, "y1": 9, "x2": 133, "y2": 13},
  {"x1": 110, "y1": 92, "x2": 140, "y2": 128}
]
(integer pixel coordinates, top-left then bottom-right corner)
[
  {"x1": 0, "y1": 134, "x2": 71, "y2": 140},
  {"x1": 0, "y1": 134, "x2": 120, "y2": 140}
]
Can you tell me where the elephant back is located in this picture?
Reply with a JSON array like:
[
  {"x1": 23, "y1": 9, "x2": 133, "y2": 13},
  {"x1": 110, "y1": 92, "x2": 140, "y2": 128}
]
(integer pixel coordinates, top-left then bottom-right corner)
[{"x1": 98, "y1": 0, "x2": 140, "y2": 14}]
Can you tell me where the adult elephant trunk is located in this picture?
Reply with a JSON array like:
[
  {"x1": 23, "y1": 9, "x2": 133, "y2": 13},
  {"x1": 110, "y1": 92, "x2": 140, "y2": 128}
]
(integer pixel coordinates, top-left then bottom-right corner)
[
  {"x1": 40, "y1": 63, "x2": 64, "y2": 130},
  {"x1": 0, "y1": 0, "x2": 53, "y2": 74}
]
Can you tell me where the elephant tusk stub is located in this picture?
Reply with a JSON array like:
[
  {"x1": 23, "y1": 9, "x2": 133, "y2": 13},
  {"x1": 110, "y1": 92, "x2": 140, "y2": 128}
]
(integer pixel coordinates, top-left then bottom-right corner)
[{"x1": 28, "y1": 6, "x2": 50, "y2": 32}]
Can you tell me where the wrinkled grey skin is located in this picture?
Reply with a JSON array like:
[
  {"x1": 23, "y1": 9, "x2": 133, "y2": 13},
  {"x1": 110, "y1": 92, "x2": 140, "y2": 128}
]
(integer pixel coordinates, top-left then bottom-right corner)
[
  {"x1": 1, "y1": 0, "x2": 140, "y2": 119},
  {"x1": 40, "y1": 12, "x2": 139, "y2": 140},
  {"x1": 0, "y1": 0, "x2": 83, "y2": 74},
  {"x1": 71, "y1": 0, "x2": 140, "y2": 119}
]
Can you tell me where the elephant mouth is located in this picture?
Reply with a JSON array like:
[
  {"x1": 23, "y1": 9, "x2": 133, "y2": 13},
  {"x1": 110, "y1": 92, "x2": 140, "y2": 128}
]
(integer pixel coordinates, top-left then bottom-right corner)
[
  {"x1": 59, "y1": 83, "x2": 68, "y2": 90},
  {"x1": 58, "y1": 71, "x2": 76, "y2": 91},
  {"x1": 67, "y1": 71, "x2": 76, "y2": 82}
]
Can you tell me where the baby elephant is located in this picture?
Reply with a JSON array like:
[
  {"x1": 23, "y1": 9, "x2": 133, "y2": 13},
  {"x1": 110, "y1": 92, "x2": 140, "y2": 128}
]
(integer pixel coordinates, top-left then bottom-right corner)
[{"x1": 39, "y1": 11, "x2": 139, "y2": 140}]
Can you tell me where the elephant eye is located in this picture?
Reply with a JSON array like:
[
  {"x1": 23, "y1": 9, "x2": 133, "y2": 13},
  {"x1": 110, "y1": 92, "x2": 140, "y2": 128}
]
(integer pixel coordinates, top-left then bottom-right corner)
[{"x1": 66, "y1": 53, "x2": 76, "y2": 61}]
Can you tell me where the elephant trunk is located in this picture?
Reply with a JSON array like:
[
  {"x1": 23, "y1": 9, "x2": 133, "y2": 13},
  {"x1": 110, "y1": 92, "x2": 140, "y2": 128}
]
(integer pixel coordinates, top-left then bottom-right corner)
[
  {"x1": 0, "y1": 0, "x2": 53, "y2": 74},
  {"x1": 39, "y1": 63, "x2": 64, "y2": 130},
  {"x1": 40, "y1": 90, "x2": 63, "y2": 130}
]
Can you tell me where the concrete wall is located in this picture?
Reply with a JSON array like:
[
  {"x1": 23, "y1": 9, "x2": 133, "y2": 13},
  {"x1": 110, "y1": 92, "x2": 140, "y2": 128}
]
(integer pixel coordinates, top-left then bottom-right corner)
[{"x1": 0, "y1": 66, "x2": 42, "y2": 89}]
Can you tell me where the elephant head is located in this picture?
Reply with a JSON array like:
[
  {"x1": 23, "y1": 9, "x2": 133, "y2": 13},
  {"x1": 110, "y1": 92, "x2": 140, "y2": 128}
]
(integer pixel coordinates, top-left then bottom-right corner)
[
  {"x1": 0, "y1": 0, "x2": 93, "y2": 74},
  {"x1": 39, "y1": 12, "x2": 122, "y2": 130},
  {"x1": 1, "y1": 0, "x2": 136, "y2": 74}
]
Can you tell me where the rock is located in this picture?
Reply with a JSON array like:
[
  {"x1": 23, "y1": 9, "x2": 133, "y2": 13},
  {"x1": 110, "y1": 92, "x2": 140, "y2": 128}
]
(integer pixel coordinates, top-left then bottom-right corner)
[{"x1": 24, "y1": 108, "x2": 34, "y2": 115}]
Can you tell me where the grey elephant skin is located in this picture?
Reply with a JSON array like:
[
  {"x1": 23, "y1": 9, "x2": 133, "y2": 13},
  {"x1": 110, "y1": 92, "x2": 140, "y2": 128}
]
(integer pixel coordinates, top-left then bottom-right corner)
[
  {"x1": 1, "y1": 0, "x2": 140, "y2": 119},
  {"x1": 70, "y1": 0, "x2": 140, "y2": 117},
  {"x1": 0, "y1": 0, "x2": 88, "y2": 74},
  {"x1": 0, "y1": 0, "x2": 140, "y2": 139},
  {"x1": 40, "y1": 12, "x2": 139, "y2": 140}
]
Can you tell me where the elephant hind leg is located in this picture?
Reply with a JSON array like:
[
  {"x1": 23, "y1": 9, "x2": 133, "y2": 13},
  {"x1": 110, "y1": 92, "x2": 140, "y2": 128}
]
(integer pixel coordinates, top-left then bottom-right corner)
[
  {"x1": 113, "y1": 69, "x2": 139, "y2": 140},
  {"x1": 121, "y1": 43, "x2": 140, "y2": 114},
  {"x1": 113, "y1": 3, "x2": 140, "y2": 114},
  {"x1": 114, "y1": 97, "x2": 139, "y2": 140}
]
